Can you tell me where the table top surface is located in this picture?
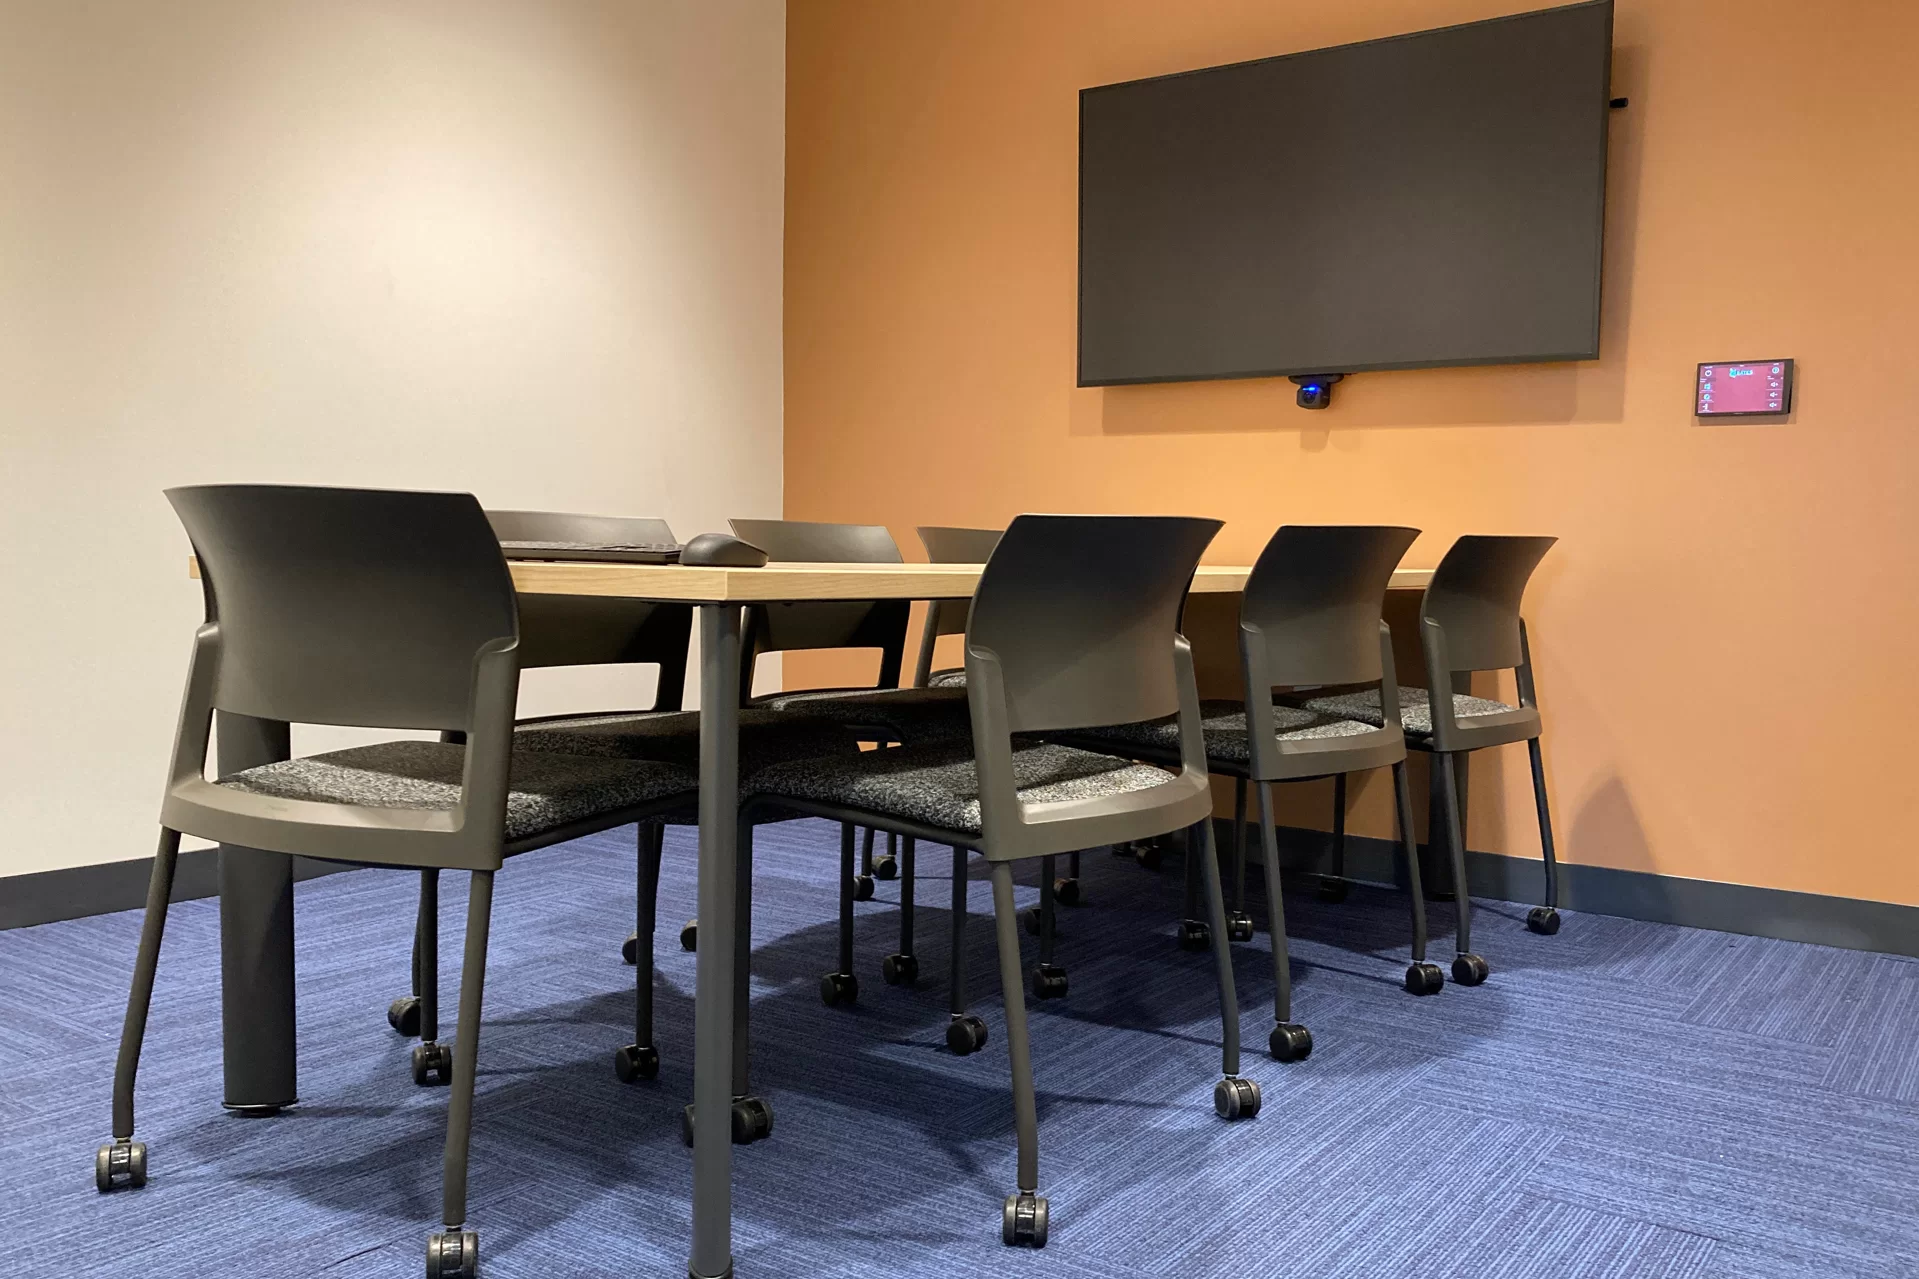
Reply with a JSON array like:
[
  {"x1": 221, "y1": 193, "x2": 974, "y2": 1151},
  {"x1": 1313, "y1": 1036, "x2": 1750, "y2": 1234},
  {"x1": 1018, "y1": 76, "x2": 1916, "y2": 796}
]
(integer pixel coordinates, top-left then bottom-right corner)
[
  {"x1": 190, "y1": 558, "x2": 1433, "y2": 601},
  {"x1": 503, "y1": 560, "x2": 1434, "y2": 601}
]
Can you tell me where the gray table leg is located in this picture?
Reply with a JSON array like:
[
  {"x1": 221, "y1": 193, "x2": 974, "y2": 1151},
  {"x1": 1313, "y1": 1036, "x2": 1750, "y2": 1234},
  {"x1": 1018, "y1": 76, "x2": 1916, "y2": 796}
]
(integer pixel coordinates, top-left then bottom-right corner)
[
  {"x1": 691, "y1": 604, "x2": 741, "y2": 1279},
  {"x1": 216, "y1": 712, "x2": 298, "y2": 1114}
]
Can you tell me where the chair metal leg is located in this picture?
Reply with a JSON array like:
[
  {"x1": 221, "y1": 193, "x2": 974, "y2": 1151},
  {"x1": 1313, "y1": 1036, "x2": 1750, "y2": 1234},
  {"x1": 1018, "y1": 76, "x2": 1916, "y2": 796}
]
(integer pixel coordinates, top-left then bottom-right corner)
[
  {"x1": 428, "y1": 869, "x2": 493, "y2": 1274},
  {"x1": 947, "y1": 846, "x2": 987, "y2": 1054},
  {"x1": 820, "y1": 822, "x2": 859, "y2": 1006},
  {"x1": 1393, "y1": 762, "x2": 1444, "y2": 995},
  {"x1": 616, "y1": 823, "x2": 664, "y2": 1082},
  {"x1": 389, "y1": 871, "x2": 434, "y2": 1038},
  {"x1": 419, "y1": 870, "x2": 440, "y2": 1044},
  {"x1": 874, "y1": 829, "x2": 900, "y2": 880},
  {"x1": 1320, "y1": 774, "x2": 1350, "y2": 902},
  {"x1": 1526, "y1": 738, "x2": 1563, "y2": 935},
  {"x1": 97, "y1": 828, "x2": 181, "y2": 1191},
  {"x1": 1176, "y1": 823, "x2": 1209, "y2": 951},
  {"x1": 884, "y1": 837, "x2": 919, "y2": 987},
  {"x1": 1030, "y1": 859, "x2": 1066, "y2": 1000},
  {"x1": 1437, "y1": 752, "x2": 1489, "y2": 985},
  {"x1": 409, "y1": 871, "x2": 453, "y2": 1087},
  {"x1": 989, "y1": 860, "x2": 1049, "y2": 1247},
  {"x1": 844, "y1": 821, "x2": 874, "y2": 901},
  {"x1": 1056, "y1": 848, "x2": 1082, "y2": 907},
  {"x1": 1225, "y1": 779, "x2": 1254, "y2": 940},
  {"x1": 1253, "y1": 783, "x2": 1312, "y2": 1061},
  {"x1": 1232, "y1": 777, "x2": 1249, "y2": 913},
  {"x1": 1194, "y1": 817, "x2": 1260, "y2": 1121}
]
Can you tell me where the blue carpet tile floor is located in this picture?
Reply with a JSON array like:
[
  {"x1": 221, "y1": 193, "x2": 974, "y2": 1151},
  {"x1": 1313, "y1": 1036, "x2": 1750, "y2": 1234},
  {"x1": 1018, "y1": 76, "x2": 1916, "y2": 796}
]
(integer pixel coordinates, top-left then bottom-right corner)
[{"x1": 4, "y1": 817, "x2": 1918, "y2": 1277}]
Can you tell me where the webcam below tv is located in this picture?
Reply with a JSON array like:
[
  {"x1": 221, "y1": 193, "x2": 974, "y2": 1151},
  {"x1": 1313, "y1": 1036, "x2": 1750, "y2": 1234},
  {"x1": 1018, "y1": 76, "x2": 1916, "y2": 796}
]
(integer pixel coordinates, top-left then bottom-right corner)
[{"x1": 1696, "y1": 360, "x2": 1793, "y2": 417}]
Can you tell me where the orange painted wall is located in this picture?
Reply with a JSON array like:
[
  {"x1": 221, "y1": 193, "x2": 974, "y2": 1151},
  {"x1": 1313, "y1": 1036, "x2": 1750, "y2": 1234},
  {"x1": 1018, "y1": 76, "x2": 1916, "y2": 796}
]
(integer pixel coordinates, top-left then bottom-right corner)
[{"x1": 782, "y1": 0, "x2": 1919, "y2": 904}]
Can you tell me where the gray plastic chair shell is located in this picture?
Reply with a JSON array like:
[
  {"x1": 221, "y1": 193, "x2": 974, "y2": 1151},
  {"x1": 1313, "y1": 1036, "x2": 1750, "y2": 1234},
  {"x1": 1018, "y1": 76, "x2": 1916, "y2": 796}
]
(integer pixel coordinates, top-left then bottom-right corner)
[
  {"x1": 965, "y1": 514, "x2": 1222, "y2": 861},
  {"x1": 728, "y1": 518, "x2": 911, "y2": 692},
  {"x1": 1418, "y1": 534, "x2": 1556, "y2": 753},
  {"x1": 161, "y1": 486, "x2": 684, "y2": 872},
  {"x1": 912, "y1": 525, "x2": 1003, "y2": 686},
  {"x1": 1238, "y1": 525, "x2": 1419, "y2": 781},
  {"x1": 485, "y1": 510, "x2": 690, "y2": 708}
]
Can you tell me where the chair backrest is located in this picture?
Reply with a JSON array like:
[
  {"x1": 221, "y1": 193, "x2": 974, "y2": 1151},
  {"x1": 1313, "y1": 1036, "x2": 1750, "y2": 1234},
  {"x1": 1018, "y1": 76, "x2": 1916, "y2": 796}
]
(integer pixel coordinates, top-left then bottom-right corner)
[
  {"x1": 169, "y1": 485, "x2": 518, "y2": 731},
  {"x1": 917, "y1": 524, "x2": 1003, "y2": 637},
  {"x1": 966, "y1": 514, "x2": 1221, "y2": 735},
  {"x1": 728, "y1": 518, "x2": 911, "y2": 689},
  {"x1": 1240, "y1": 525, "x2": 1420, "y2": 688},
  {"x1": 484, "y1": 509, "x2": 692, "y2": 705},
  {"x1": 1421, "y1": 534, "x2": 1557, "y2": 672}
]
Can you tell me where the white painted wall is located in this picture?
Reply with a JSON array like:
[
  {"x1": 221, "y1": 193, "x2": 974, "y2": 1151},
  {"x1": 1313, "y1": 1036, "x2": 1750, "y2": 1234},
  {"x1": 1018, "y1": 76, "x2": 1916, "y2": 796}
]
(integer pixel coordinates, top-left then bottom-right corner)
[{"x1": 0, "y1": 0, "x2": 788, "y2": 876}]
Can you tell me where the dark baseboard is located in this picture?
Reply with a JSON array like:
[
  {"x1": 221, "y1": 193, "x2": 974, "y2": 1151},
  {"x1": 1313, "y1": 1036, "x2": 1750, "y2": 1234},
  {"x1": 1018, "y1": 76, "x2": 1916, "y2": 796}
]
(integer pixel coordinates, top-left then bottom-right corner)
[
  {"x1": 0, "y1": 849, "x2": 354, "y2": 932},
  {"x1": 1221, "y1": 819, "x2": 1919, "y2": 960},
  {"x1": 7, "y1": 826, "x2": 1914, "y2": 960}
]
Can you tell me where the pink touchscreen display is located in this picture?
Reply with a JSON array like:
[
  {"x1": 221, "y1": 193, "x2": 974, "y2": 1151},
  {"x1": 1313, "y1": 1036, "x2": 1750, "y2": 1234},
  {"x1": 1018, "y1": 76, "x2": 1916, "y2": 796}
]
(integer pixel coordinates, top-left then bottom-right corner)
[{"x1": 1697, "y1": 360, "x2": 1792, "y2": 416}]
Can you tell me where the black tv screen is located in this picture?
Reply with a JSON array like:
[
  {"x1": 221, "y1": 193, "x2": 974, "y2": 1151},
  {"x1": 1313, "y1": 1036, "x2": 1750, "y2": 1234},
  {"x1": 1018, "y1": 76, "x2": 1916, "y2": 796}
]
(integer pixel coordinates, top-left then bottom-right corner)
[{"x1": 1078, "y1": 0, "x2": 1614, "y2": 386}]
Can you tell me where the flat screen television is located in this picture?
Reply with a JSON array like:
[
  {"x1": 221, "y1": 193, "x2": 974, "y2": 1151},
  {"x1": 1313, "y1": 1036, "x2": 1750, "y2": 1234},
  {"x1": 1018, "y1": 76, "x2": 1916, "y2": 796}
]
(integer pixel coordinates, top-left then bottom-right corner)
[{"x1": 1078, "y1": 0, "x2": 1615, "y2": 387}]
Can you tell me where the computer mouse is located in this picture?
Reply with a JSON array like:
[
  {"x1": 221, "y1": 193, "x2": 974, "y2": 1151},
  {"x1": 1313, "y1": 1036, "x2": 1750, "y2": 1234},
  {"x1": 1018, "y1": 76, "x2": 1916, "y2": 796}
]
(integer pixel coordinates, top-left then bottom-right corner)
[{"x1": 679, "y1": 533, "x2": 769, "y2": 567}]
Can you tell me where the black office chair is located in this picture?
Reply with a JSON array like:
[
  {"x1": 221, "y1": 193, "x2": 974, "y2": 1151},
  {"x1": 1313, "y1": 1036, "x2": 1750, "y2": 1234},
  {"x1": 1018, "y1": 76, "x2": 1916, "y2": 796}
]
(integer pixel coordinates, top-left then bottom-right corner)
[
  {"x1": 740, "y1": 514, "x2": 1257, "y2": 1248},
  {"x1": 99, "y1": 485, "x2": 700, "y2": 1279},
  {"x1": 1296, "y1": 534, "x2": 1561, "y2": 985},
  {"x1": 912, "y1": 525, "x2": 1004, "y2": 688},
  {"x1": 727, "y1": 518, "x2": 971, "y2": 992},
  {"x1": 429, "y1": 509, "x2": 855, "y2": 1086},
  {"x1": 386, "y1": 509, "x2": 693, "y2": 1061},
  {"x1": 1053, "y1": 526, "x2": 1445, "y2": 1059}
]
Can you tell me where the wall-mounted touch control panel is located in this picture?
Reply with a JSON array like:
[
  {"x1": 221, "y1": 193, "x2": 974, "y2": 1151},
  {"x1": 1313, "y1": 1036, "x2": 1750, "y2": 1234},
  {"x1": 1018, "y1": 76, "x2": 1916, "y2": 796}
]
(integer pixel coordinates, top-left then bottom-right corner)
[{"x1": 1696, "y1": 360, "x2": 1793, "y2": 417}]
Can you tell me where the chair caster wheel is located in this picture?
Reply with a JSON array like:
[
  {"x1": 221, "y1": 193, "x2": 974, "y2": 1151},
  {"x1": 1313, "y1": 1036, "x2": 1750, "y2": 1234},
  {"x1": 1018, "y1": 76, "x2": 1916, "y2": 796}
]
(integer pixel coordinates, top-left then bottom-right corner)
[
  {"x1": 1031, "y1": 963, "x2": 1068, "y2": 1000},
  {"x1": 820, "y1": 971, "x2": 859, "y2": 1007},
  {"x1": 679, "y1": 919, "x2": 697, "y2": 952},
  {"x1": 1002, "y1": 1191, "x2": 1049, "y2": 1248},
  {"x1": 1404, "y1": 962, "x2": 1445, "y2": 996},
  {"x1": 852, "y1": 874, "x2": 876, "y2": 903},
  {"x1": 881, "y1": 953, "x2": 919, "y2": 986},
  {"x1": 1269, "y1": 1022, "x2": 1313, "y2": 1063},
  {"x1": 1527, "y1": 906, "x2": 1561, "y2": 936},
  {"x1": 94, "y1": 1139, "x2": 147, "y2": 1192},
  {"x1": 426, "y1": 1228, "x2": 478, "y2": 1279},
  {"x1": 620, "y1": 932, "x2": 640, "y2": 965},
  {"x1": 412, "y1": 1040, "x2": 454, "y2": 1086},
  {"x1": 1316, "y1": 877, "x2": 1349, "y2": 904},
  {"x1": 1227, "y1": 911, "x2": 1255, "y2": 943},
  {"x1": 1135, "y1": 840, "x2": 1164, "y2": 871},
  {"x1": 1452, "y1": 953, "x2": 1490, "y2": 986},
  {"x1": 613, "y1": 1043, "x2": 659, "y2": 1083},
  {"x1": 680, "y1": 1098, "x2": 774, "y2": 1147},
  {"x1": 731, "y1": 1096, "x2": 774, "y2": 1144},
  {"x1": 1053, "y1": 876, "x2": 1081, "y2": 906},
  {"x1": 1177, "y1": 919, "x2": 1211, "y2": 951},
  {"x1": 947, "y1": 1014, "x2": 989, "y2": 1056},
  {"x1": 387, "y1": 996, "x2": 422, "y2": 1037},
  {"x1": 1214, "y1": 1076, "x2": 1262, "y2": 1120},
  {"x1": 872, "y1": 852, "x2": 898, "y2": 880}
]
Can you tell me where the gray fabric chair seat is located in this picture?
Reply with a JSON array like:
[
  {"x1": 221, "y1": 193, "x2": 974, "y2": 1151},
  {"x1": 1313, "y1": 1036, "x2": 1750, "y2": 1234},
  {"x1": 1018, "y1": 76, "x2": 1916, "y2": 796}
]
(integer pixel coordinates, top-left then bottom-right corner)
[
  {"x1": 1295, "y1": 685, "x2": 1517, "y2": 738},
  {"x1": 751, "y1": 684, "x2": 972, "y2": 745},
  {"x1": 925, "y1": 668, "x2": 967, "y2": 689},
  {"x1": 1066, "y1": 699, "x2": 1375, "y2": 763},
  {"x1": 514, "y1": 707, "x2": 857, "y2": 773},
  {"x1": 219, "y1": 740, "x2": 695, "y2": 844},
  {"x1": 745, "y1": 740, "x2": 1175, "y2": 837}
]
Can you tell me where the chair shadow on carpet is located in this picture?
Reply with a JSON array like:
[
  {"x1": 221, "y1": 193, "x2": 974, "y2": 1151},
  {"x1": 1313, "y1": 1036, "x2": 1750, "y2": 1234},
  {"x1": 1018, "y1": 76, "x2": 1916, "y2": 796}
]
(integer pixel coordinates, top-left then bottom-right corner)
[{"x1": 152, "y1": 819, "x2": 1674, "y2": 1260}]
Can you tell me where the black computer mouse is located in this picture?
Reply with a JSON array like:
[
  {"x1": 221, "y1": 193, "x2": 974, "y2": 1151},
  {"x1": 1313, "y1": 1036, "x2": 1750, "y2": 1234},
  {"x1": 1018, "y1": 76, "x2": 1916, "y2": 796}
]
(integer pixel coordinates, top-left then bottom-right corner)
[{"x1": 679, "y1": 533, "x2": 769, "y2": 568}]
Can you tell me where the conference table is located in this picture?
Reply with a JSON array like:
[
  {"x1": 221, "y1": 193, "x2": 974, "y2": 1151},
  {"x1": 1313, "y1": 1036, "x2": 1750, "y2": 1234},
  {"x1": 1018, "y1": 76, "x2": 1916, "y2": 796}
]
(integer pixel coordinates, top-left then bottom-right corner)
[{"x1": 206, "y1": 557, "x2": 1433, "y2": 1277}]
